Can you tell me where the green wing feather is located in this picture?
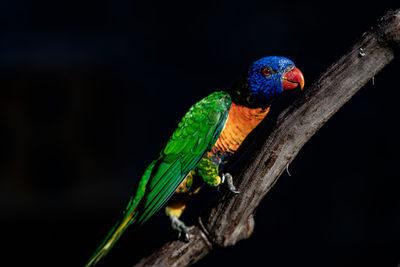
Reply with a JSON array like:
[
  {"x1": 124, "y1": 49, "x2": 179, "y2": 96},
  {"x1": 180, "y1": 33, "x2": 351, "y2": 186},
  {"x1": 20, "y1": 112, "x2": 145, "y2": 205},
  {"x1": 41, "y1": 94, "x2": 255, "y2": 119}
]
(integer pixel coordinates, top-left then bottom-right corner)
[
  {"x1": 138, "y1": 91, "x2": 231, "y2": 223},
  {"x1": 86, "y1": 91, "x2": 231, "y2": 266}
]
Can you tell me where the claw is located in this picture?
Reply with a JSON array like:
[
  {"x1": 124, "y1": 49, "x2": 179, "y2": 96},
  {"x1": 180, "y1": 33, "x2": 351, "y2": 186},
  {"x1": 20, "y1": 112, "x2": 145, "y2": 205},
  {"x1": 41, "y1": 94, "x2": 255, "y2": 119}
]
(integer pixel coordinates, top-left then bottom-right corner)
[
  {"x1": 169, "y1": 215, "x2": 190, "y2": 242},
  {"x1": 222, "y1": 173, "x2": 240, "y2": 194}
]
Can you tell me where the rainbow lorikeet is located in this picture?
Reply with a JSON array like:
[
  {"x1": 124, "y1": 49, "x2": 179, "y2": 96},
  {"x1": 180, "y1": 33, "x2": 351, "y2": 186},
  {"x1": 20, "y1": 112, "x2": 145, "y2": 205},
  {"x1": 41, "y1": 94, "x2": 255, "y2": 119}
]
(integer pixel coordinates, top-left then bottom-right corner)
[{"x1": 86, "y1": 56, "x2": 304, "y2": 266}]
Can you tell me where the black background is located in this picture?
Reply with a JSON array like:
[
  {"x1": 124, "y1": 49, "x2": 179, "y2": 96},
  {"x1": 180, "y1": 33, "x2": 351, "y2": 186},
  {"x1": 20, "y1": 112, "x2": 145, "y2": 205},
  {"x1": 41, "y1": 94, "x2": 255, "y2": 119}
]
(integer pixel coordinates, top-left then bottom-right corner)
[{"x1": 1, "y1": 1, "x2": 399, "y2": 266}]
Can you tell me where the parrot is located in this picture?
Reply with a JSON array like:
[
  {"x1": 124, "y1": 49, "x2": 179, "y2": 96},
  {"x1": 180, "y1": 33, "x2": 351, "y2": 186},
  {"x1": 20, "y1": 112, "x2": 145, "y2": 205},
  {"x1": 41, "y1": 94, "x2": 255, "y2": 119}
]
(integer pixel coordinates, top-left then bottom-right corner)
[{"x1": 86, "y1": 56, "x2": 305, "y2": 266}]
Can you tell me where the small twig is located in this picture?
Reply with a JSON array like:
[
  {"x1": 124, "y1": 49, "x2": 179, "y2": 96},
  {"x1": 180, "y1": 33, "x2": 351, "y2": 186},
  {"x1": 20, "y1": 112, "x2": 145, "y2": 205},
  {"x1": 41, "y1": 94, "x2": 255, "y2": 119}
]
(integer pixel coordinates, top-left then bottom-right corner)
[{"x1": 285, "y1": 163, "x2": 292, "y2": 177}]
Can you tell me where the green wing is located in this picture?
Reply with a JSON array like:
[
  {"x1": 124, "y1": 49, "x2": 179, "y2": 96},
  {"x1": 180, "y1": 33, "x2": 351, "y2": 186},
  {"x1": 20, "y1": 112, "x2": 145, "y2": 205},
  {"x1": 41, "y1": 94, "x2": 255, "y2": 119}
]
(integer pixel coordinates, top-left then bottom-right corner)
[
  {"x1": 86, "y1": 91, "x2": 231, "y2": 267},
  {"x1": 136, "y1": 91, "x2": 231, "y2": 223}
]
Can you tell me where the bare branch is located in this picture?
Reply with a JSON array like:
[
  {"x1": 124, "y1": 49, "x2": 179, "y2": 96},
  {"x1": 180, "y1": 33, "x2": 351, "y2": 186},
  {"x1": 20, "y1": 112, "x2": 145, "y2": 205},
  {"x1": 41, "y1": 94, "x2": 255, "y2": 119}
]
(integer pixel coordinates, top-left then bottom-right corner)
[{"x1": 135, "y1": 9, "x2": 400, "y2": 267}]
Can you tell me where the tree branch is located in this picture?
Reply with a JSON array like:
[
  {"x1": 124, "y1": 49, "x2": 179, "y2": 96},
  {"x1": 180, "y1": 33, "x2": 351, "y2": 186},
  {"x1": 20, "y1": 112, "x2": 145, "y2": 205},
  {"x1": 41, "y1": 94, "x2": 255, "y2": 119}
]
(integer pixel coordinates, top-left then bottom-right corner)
[{"x1": 135, "y1": 9, "x2": 400, "y2": 267}]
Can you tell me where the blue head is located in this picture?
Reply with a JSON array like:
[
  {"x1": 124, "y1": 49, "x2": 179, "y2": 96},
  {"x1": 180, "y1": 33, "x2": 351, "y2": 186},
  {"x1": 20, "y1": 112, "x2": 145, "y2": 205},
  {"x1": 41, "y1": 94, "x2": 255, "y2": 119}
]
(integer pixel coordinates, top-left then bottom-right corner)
[{"x1": 231, "y1": 56, "x2": 304, "y2": 107}]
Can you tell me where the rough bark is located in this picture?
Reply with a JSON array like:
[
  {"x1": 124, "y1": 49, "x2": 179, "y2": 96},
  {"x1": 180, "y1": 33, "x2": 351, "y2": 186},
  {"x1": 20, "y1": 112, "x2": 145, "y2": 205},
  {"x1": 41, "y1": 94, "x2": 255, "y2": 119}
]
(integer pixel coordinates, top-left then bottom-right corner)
[{"x1": 135, "y1": 9, "x2": 400, "y2": 267}]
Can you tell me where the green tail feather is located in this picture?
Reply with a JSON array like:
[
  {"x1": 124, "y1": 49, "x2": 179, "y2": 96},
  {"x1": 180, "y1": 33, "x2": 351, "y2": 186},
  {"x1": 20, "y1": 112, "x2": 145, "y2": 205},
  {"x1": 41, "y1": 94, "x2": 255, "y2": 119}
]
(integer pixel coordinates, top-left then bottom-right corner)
[
  {"x1": 86, "y1": 160, "x2": 157, "y2": 266},
  {"x1": 86, "y1": 213, "x2": 136, "y2": 267}
]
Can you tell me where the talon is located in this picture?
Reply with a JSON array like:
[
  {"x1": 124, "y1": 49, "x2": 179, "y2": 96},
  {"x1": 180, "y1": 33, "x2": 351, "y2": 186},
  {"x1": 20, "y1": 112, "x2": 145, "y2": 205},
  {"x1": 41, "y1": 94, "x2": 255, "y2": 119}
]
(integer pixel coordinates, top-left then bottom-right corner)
[
  {"x1": 222, "y1": 173, "x2": 240, "y2": 194},
  {"x1": 183, "y1": 230, "x2": 190, "y2": 242},
  {"x1": 169, "y1": 215, "x2": 190, "y2": 242}
]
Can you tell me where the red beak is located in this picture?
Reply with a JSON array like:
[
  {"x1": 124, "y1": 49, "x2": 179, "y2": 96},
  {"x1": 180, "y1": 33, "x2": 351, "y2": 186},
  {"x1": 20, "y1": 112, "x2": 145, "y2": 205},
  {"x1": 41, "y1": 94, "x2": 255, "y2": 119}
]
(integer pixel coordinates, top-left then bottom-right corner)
[{"x1": 282, "y1": 67, "x2": 305, "y2": 91}]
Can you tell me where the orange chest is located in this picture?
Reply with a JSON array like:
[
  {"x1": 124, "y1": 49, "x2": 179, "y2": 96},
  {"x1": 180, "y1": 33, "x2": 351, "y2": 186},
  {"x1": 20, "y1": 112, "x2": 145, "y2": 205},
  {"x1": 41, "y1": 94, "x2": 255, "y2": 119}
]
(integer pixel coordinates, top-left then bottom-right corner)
[{"x1": 211, "y1": 102, "x2": 270, "y2": 156}]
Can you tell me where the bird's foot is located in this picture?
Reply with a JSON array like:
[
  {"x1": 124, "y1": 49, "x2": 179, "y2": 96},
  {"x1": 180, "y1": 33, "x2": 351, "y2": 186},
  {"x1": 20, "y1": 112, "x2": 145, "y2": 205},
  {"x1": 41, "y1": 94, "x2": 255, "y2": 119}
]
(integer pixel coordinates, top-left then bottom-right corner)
[
  {"x1": 169, "y1": 215, "x2": 190, "y2": 242},
  {"x1": 221, "y1": 173, "x2": 240, "y2": 194}
]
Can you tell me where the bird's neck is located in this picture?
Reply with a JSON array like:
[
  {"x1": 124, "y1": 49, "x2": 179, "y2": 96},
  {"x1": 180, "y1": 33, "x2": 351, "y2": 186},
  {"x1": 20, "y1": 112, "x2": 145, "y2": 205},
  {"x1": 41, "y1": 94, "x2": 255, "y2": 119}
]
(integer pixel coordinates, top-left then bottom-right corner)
[
  {"x1": 211, "y1": 102, "x2": 270, "y2": 159},
  {"x1": 229, "y1": 76, "x2": 276, "y2": 107},
  {"x1": 228, "y1": 75, "x2": 253, "y2": 106}
]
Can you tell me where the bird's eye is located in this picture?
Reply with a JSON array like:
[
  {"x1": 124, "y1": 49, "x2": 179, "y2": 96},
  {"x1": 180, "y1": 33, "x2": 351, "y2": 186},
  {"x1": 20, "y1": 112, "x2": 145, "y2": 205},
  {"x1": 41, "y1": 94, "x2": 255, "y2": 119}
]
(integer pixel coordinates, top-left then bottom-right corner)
[{"x1": 262, "y1": 68, "x2": 271, "y2": 77}]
